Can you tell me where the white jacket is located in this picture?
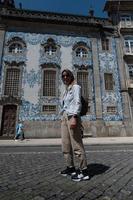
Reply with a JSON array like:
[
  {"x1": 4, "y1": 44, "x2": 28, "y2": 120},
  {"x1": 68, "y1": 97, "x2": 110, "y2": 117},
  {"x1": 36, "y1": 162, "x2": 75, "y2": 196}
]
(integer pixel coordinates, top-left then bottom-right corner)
[{"x1": 61, "y1": 83, "x2": 81, "y2": 116}]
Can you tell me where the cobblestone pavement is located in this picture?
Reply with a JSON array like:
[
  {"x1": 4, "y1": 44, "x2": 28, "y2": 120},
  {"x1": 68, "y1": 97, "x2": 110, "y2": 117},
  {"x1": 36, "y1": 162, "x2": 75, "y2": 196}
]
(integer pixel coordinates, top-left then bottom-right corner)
[{"x1": 0, "y1": 145, "x2": 133, "y2": 200}]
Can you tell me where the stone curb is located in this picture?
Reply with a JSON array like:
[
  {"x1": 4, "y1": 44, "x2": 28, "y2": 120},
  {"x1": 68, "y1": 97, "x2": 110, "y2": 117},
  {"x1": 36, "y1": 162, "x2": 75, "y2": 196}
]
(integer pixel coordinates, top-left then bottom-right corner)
[{"x1": 0, "y1": 137, "x2": 133, "y2": 147}]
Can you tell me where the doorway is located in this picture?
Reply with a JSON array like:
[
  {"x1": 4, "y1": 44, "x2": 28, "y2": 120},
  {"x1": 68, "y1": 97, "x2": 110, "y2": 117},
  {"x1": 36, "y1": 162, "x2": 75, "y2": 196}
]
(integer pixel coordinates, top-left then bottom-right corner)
[{"x1": 0, "y1": 105, "x2": 17, "y2": 137}]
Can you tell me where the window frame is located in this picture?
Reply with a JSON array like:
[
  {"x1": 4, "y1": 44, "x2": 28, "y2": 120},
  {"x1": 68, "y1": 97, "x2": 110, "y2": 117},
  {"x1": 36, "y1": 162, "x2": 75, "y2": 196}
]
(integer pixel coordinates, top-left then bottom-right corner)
[
  {"x1": 8, "y1": 42, "x2": 23, "y2": 54},
  {"x1": 3, "y1": 66, "x2": 21, "y2": 97},
  {"x1": 77, "y1": 70, "x2": 89, "y2": 99},
  {"x1": 41, "y1": 65, "x2": 59, "y2": 114},
  {"x1": 75, "y1": 47, "x2": 88, "y2": 58},
  {"x1": 101, "y1": 38, "x2": 110, "y2": 51},
  {"x1": 6, "y1": 37, "x2": 26, "y2": 55},
  {"x1": 120, "y1": 15, "x2": 132, "y2": 26},
  {"x1": 76, "y1": 69, "x2": 90, "y2": 114},
  {"x1": 42, "y1": 104, "x2": 57, "y2": 114},
  {"x1": 44, "y1": 44, "x2": 57, "y2": 57},
  {"x1": 107, "y1": 106, "x2": 116, "y2": 114},
  {"x1": 42, "y1": 38, "x2": 59, "y2": 58},
  {"x1": 42, "y1": 67, "x2": 58, "y2": 98},
  {"x1": 104, "y1": 73, "x2": 114, "y2": 91},
  {"x1": 124, "y1": 39, "x2": 133, "y2": 54},
  {"x1": 128, "y1": 64, "x2": 133, "y2": 80}
]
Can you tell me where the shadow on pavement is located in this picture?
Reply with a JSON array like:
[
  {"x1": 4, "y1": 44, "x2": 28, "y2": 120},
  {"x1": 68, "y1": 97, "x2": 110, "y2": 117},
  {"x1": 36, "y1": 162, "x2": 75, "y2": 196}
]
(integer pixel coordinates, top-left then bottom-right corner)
[{"x1": 87, "y1": 163, "x2": 110, "y2": 179}]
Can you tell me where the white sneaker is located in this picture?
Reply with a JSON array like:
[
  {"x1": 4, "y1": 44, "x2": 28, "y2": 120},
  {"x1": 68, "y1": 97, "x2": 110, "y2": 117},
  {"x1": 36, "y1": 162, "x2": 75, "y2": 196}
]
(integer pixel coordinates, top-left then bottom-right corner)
[{"x1": 71, "y1": 169, "x2": 89, "y2": 182}]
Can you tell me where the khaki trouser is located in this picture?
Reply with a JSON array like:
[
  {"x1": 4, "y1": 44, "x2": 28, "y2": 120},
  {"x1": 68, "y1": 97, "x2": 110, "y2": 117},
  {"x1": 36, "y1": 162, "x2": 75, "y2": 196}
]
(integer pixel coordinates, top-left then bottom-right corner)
[{"x1": 61, "y1": 114, "x2": 87, "y2": 170}]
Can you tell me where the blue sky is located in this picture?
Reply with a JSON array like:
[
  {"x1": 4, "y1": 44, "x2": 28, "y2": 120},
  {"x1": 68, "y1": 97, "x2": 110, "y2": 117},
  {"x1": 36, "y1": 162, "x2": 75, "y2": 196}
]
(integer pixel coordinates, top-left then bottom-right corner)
[{"x1": 15, "y1": 0, "x2": 108, "y2": 18}]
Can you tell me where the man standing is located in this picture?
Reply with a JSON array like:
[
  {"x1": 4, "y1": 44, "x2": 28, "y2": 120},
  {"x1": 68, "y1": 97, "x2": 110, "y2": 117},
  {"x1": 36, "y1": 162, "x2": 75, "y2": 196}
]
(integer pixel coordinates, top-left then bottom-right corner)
[{"x1": 60, "y1": 69, "x2": 89, "y2": 182}]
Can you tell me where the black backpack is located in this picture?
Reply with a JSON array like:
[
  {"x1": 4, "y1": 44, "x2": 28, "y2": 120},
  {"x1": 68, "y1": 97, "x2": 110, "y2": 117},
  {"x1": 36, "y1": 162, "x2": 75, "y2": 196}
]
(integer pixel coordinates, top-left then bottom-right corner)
[{"x1": 80, "y1": 96, "x2": 88, "y2": 116}]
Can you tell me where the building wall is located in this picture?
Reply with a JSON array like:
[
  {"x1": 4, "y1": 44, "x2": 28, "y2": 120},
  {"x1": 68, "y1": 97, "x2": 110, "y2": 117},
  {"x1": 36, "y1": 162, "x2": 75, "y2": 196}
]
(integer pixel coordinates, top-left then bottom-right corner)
[
  {"x1": 0, "y1": 30, "x2": 130, "y2": 137},
  {"x1": 98, "y1": 38, "x2": 123, "y2": 121}
]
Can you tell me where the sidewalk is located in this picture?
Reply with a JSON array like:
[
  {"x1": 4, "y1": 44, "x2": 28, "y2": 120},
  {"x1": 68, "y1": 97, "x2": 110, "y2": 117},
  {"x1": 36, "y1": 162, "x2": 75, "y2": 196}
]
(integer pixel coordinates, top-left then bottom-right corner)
[{"x1": 0, "y1": 137, "x2": 133, "y2": 146}]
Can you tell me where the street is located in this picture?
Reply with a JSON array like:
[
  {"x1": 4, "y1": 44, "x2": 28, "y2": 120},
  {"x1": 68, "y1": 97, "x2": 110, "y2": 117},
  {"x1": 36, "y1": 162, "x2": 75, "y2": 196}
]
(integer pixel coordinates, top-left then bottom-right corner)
[{"x1": 0, "y1": 145, "x2": 133, "y2": 200}]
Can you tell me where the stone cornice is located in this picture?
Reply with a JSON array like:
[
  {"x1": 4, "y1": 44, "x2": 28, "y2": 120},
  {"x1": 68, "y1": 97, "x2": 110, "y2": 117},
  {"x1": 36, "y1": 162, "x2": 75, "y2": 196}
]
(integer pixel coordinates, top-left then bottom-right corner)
[{"x1": 0, "y1": 7, "x2": 112, "y2": 28}]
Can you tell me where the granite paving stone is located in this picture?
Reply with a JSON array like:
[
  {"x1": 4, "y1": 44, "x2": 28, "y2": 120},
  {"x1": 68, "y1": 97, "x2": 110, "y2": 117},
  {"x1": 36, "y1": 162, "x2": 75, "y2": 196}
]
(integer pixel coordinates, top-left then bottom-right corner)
[{"x1": 0, "y1": 145, "x2": 133, "y2": 200}]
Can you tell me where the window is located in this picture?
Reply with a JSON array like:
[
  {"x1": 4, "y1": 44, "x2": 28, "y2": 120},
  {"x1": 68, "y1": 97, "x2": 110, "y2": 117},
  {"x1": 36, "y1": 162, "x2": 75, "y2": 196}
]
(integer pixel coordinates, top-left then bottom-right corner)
[
  {"x1": 44, "y1": 45, "x2": 57, "y2": 56},
  {"x1": 42, "y1": 105, "x2": 56, "y2": 113},
  {"x1": 129, "y1": 92, "x2": 133, "y2": 118},
  {"x1": 42, "y1": 38, "x2": 59, "y2": 57},
  {"x1": 120, "y1": 15, "x2": 132, "y2": 26},
  {"x1": 87, "y1": 106, "x2": 90, "y2": 114},
  {"x1": 107, "y1": 106, "x2": 116, "y2": 114},
  {"x1": 77, "y1": 70, "x2": 89, "y2": 114},
  {"x1": 128, "y1": 65, "x2": 133, "y2": 80},
  {"x1": 8, "y1": 43, "x2": 23, "y2": 54},
  {"x1": 77, "y1": 71, "x2": 88, "y2": 99},
  {"x1": 4, "y1": 68, "x2": 20, "y2": 96},
  {"x1": 7, "y1": 37, "x2": 26, "y2": 55},
  {"x1": 75, "y1": 47, "x2": 88, "y2": 58},
  {"x1": 101, "y1": 38, "x2": 109, "y2": 51},
  {"x1": 125, "y1": 40, "x2": 133, "y2": 54},
  {"x1": 43, "y1": 69, "x2": 56, "y2": 97},
  {"x1": 104, "y1": 73, "x2": 113, "y2": 91}
]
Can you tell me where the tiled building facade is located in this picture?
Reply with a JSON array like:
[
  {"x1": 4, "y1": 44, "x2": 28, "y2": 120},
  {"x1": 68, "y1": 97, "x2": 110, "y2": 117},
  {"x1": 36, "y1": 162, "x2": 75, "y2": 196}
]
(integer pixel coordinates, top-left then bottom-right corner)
[{"x1": 0, "y1": 0, "x2": 133, "y2": 138}]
